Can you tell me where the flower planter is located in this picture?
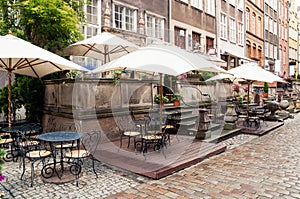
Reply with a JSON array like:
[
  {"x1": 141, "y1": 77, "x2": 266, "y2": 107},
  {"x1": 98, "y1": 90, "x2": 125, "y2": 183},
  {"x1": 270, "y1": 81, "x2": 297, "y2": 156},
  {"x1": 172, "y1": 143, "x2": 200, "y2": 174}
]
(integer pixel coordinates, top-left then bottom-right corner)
[
  {"x1": 173, "y1": 99, "x2": 180, "y2": 106},
  {"x1": 263, "y1": 93, "x2": 268, "y2": 98}
]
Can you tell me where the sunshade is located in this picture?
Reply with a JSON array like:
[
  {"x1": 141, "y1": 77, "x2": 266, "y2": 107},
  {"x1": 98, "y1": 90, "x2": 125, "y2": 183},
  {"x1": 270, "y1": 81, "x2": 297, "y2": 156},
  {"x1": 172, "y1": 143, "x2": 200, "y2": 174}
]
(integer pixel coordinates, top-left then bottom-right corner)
[
  {"x1": 227, "y1": 62, "x2": 285, "y2": 83},
  {"x1": 227, "y1": 62, "x2": 285, "y2": 111},
  {"x1": 90, "y1": 44, "x2": 229, "y2": 76},
  {"x1": 0, "y1": 33, "x2": 89, "y2": 127},
  {"x1": 64, "y1": 32, "x2": 140, "y2": 64}
]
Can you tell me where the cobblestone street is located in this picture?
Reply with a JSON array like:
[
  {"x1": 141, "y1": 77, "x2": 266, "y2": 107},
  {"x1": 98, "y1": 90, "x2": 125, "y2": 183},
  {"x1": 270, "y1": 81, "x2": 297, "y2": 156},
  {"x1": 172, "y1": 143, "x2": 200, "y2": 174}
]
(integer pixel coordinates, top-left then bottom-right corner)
[
  {"x1": 107, "y1": 114, "x2": 300, "y2": 199},
  {"x1": 1, "y1": 113, "x2": 299, "y2": 198}
]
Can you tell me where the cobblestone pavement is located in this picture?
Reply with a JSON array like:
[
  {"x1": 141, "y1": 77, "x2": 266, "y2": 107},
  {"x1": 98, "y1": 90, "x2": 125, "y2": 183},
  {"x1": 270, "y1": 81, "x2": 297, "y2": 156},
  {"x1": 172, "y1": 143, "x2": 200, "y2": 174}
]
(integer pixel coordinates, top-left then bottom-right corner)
[
  {"x1": 1, "y1": 114, "x2": 299, "y2": 198},
  {"x1": 106, "y1": 114, "x2": 300, "y2": 199}
]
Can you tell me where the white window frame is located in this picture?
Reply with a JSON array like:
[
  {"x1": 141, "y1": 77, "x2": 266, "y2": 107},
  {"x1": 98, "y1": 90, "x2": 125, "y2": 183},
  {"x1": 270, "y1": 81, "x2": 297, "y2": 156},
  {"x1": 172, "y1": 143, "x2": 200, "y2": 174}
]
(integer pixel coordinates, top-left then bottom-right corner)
[
  {"x1": 246, "y1": 10, "x2": 250, "y2": 31},
  {"x1": 237, "y1": 0, "x2": 244, "y2": 10},
  {"x1": 265, "y1": 15, "x2": 268, "y2": 31},
  {"x1": 265, "y1": 42, "x2": 269, "y2": 57},
  {"x1": 229, "y1": 0, "x2": 235, "y2": 6},
  {"x1": 274, "y1": 20, "x2": 277, "y2": 35},
  {"x1": 83, "y1": 0, "x2": 101, "y2": 38},
  {"x1": 257, "y1": 17, "x2": 261, "y2": 37},
  {"x1": 112, "y1": 3, "x2": 137, "y2": 32},
  {"x1": 229, "y1": 18, "x2": 236, "y2": 43},
  {"x1": 251, "y1": 13, "x2": 255, "y2": 34},
  {"x1": 206, "y1": 0, "x2": 215, "y2": 16},
  {"x1": 220, "y1": 13, "x2": 227, "y2": 39},
  {"x1": 145, "y1": 13, "x2": 165, "y2": 40},
  {"x1": 191, "y1": 0, "x2": 203, "y2": 10},
  {"x1": 237, "y1": 22, "x2": 243, "y2": 45}
]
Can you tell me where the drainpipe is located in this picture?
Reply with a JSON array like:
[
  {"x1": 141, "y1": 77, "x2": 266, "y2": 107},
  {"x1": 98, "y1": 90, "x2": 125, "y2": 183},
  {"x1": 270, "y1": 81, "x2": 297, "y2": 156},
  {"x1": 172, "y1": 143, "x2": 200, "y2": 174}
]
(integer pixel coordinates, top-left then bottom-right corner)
[
  {"x1": 169, "y1": 0, "x2": 172, "y2": 43},
  {"x1": 215, "y1": 0, "x2": 219, "y2": 58}
]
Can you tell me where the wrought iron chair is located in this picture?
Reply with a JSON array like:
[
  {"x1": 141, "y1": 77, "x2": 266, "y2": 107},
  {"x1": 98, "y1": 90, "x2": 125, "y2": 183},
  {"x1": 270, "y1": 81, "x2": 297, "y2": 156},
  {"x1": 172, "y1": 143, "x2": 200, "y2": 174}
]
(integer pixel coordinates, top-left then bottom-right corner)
[
  {"x1": 119, "y1": 115, "x2": 143, "y2": 150},
  {"x1": 64, "y1": 130, "x2": 100, "y2": 186},
  {"x1": 18, "y1": 131, "x2": 52, "y2": 187}
]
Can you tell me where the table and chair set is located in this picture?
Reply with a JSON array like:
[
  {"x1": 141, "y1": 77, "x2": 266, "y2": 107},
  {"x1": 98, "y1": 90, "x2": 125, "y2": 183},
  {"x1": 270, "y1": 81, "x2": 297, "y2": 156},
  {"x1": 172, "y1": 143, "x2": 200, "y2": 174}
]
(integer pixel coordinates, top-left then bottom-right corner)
[
  {"x1": 119, "y1": 109, "x2": 177, "y2": 157},
  {"x1": 235, "y1": 102, "x2": 269, "y2": 129},
  {"x1": 0, "y1": 121, "x2": 100, "y2": 187}
]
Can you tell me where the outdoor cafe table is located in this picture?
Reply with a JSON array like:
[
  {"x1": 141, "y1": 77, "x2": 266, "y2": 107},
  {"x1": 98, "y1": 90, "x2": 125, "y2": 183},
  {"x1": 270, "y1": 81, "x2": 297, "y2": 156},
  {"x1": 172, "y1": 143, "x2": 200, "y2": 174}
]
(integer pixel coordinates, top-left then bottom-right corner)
[{"x1": 38, "y1": 131, "x2": 83, "y2": 182}]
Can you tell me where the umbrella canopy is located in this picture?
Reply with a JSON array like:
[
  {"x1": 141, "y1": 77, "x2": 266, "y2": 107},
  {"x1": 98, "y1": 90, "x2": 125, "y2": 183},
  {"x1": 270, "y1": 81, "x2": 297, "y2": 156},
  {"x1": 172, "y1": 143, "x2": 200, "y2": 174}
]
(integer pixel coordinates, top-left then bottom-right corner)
[
  {"x1": 90, "y1": 44, "x2": 228, "y2": 76},
  {"x1": 0, "y1": 33, "x2": 89, "y2": 127},
  {"x1": 227, "y1": 62, "x2": 285, "y2": 83},
  {"x1": 205, "y1": 73, "x2": 238, "y2": 82},
  {"x1": 64, "y1": 32, "x2": 140, "y2": 64}
]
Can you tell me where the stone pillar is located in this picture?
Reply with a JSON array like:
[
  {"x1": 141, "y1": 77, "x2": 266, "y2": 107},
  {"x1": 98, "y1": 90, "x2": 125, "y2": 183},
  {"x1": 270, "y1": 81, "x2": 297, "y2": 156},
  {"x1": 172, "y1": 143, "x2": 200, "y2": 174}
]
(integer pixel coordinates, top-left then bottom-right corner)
[
  {"x1": 296, "y1": 99, "x2": 300, "y2": 109},
  {"x1": 138, "y1": 12, "x2": 145, "y2": 35},
  {"x1": 223, "y1": 103, "x2": 237, "y2": 130},
  {"x1": 288, "y1": 99, "x2": 295, "y2": 113},
  {"x1": 195, "y1": 109, "x2": 211, "y2": 139},
  {"x1": 103, "y1": 2, "x2": 111, "y2": 32}
]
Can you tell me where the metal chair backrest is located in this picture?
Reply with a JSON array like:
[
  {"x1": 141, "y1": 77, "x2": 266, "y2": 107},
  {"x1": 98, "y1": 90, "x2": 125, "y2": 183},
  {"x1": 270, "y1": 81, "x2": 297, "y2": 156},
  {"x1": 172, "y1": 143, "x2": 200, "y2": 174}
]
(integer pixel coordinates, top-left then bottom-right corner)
[{"x1": 81, "y1": 130, "x2": 100, "y2": 156}]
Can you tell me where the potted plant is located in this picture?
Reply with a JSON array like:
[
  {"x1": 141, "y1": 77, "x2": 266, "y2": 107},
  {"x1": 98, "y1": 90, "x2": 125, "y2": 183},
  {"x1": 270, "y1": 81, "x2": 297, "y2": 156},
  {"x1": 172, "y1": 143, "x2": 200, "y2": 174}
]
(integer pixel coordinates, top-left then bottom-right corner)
[
  {"x1": 263, "y1": 82, "x2": 269, "y2": 98},
  {"x1": 154, "y1": 94, "x2": 169, "y2": 104},
  {"x1": 170, "y1": 93, "x2": 182, "y2": 106}
]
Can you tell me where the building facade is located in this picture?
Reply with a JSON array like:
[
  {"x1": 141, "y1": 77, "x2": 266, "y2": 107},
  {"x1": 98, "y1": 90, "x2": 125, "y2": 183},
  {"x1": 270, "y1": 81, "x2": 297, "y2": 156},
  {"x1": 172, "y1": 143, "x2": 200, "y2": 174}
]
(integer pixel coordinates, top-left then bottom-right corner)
[
  {"x1": 72, "y1": 0, "x2": 300, "y2": 77},
  {"x1": 245, "y1": 0, "x2": 264, "y2": 67},
  {"x1": 288, "y1": 0, "x2": 299, "y2": 76},
  {"x1": 217, "y1": 0, "x2": 249, "y2": 70},
  {"x1": 170, "y1": 0, "x2": 216, "y2": 54},
  {"x1": 264, "y1": 0, "x2": 279, "y2": 73},
  {"x1": 279, "y1": 0, "x2": 289, "y2": 76}
]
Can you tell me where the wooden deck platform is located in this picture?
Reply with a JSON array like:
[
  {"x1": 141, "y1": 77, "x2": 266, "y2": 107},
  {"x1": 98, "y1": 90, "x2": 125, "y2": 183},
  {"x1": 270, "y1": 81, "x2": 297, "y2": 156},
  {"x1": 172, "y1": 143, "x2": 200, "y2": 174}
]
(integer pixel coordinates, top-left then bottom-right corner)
[
  {"x1": 93, "y1": 119, "x2": 284, "y2": 179},
  {"x1": 94, "y1": 135, "x2": 226, "y2": 179},
  {"x1": 238, "y1": 120, "x2": 284, "y2": 136}
]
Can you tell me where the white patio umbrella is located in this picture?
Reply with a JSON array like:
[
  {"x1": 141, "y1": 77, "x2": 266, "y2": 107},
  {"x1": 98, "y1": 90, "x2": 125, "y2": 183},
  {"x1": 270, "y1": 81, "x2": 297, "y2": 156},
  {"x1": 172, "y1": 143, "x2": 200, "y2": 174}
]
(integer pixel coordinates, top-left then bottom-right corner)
[
  {"x1": 228, "y1": 62, "x2": 285, "y2": 111},
  {"x1": 64, "y1": 32, "x2": 140, "y2": 64},
  {"x1": 0, "y1": 33, "x2": 89, "y2": 127},
  {"x1": 90, "y1": 44, "x2": 229, "y2": 123}
]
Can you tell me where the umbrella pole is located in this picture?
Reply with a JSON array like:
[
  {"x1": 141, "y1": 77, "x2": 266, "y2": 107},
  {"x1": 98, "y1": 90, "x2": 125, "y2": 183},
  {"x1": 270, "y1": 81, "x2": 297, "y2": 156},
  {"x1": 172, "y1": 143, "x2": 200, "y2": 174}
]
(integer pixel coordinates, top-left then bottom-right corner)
[
  {"x1": 159, "y1": 73, "x2": 163, "y2": 128},
  {"x1": 7, "y1": 70, "x2": 12, "y2": 128}
]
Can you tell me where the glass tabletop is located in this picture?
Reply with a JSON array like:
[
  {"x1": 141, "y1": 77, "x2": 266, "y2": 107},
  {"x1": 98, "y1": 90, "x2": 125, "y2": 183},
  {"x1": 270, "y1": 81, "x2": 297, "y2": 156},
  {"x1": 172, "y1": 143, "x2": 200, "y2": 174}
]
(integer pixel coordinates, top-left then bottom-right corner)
[{"x1": 38, "y1": 131, "x2": 83, "y2": 142}]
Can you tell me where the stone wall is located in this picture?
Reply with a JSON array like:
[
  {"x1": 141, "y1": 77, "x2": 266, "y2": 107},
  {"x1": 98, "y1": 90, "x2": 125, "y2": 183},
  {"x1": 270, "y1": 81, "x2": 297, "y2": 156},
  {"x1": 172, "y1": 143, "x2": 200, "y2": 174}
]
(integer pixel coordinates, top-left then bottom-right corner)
[{"x1": 42, "y1": 78, "x2": 233, "y2": 140}]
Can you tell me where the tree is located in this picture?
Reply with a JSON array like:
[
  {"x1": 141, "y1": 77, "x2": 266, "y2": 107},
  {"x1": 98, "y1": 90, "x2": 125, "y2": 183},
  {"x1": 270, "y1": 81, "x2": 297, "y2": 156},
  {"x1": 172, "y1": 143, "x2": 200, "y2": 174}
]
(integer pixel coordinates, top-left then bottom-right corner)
[{"x1": 0, "y1": 0, "x2": 85, "y2": 121}]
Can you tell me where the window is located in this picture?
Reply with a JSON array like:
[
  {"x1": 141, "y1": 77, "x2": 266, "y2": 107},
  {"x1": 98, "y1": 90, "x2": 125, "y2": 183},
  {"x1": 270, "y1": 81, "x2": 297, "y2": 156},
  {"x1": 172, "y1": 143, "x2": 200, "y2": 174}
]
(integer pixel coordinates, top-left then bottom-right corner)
[
  {"x1": 273, "y1": 20, "x2": 277, "y2": 35},
  {"x1": 181, "y1": 0, "x2": 188, "y2": 3},
  {"x1": 283, "y1": 47, "x2": 286, "y2": 64},
  {"x1": 229, "y1": 18, "x2": 236, "y2": 42},
  {"x1": 257, "y1": 17, "x2": 261, "y2": 37},
  {"x1": 265, "y1": 15, "x2": 268, "y2": 31},
  {"x1": 85, "y1": 0, "x2": 100, "y2": 38},
  {"x1": 245, "y1": 9, "x2": 250, "y2": 31},
  {"x1": 237, "y1": 23, "x2": 243, "y2": 45},
  {"x1": 206, "y1": 0, "x2": 215, "y2": 16},
  {"x1": 269, "y1": 44, "x2": 273, "y2": 58},
  {"x1": 229, "y1": 0, "x2": 235, "y2": 6},
  {"x1": 191, "y1": 0, "x2": 203, "y2": 10},
  {"x1": 265, "y1": 42, "x2": 269, "y2": 57},
  {"x1": 174, "y1": 27, "x2": 186, "y2": 49},
  {"x1": 113, "y1": 4, "x2": 137, "y2": 32},
  {"x1": 257, "y1": 0, "x2": 261, "y2": 7},
  {"x1": 220, "y1": 14, "x2": 227, "y2": 39},
  {"x1": 146, "y1": 14, "x2": 164, "y2": 39},
  {"x1": 269, "y1": 17, "x2": 273, "y2": 34},
  {"x1": 274, "y1": 46, "x2": 277, "y2": 59},
  {"x1": 251, "y1": 13, "x2": 256, "y2": 33},
  {"x1": 237, "y1": 0, "x2": 244, "y2": 10}
]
